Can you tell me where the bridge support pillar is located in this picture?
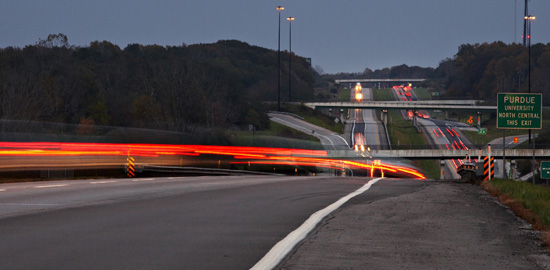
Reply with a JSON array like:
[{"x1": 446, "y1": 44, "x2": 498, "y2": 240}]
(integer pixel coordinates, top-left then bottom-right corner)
[
  {"x1": 380, "y1": 110, "x2": 388, "y2": 125},
  {"x1": 477, "y1": 111, "x2": 481, "y2": 128},
  {"x1": 440, "y1": 160, "x2": 446, "y2": 180}
]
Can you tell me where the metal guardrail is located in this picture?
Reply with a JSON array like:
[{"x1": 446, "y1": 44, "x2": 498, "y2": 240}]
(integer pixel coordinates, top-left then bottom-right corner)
[{"x1": 141, "y1": 165, "x2": 281, "y2": 176}]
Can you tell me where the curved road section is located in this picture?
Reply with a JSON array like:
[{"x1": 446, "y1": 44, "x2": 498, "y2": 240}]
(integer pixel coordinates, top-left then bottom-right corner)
[{"x1": 269, "y1": 112, "x2": 349, "y2": 150}]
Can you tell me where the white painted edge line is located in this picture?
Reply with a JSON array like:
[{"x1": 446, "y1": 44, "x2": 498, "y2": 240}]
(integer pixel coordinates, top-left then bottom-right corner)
[
  {"x1": 251, "y1": 177, "x2": 383, "y2": 270},
  {"x1": 90, "y1": 180, "x2": 118, "y2": 184},
  {"x1": 0, "y1": 189, "x2": 6, "y2": 192},
  {"x1": 34, "y1": 184, "x2": 68, "y2": 189}
]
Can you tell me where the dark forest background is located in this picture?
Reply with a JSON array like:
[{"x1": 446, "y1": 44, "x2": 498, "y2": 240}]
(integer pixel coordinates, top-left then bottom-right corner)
[
  {"x1": 0, "y1": 34, "x2": 314, "y2": 134},
  {"x1": 1, "y1": 35, "x2": 550, "y2": 142}
]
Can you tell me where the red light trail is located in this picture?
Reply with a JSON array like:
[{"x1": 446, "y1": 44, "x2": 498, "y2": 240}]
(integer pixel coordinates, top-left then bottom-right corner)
[{"x1": 0, "y1": 142, "x2": 426, "y2": 179}]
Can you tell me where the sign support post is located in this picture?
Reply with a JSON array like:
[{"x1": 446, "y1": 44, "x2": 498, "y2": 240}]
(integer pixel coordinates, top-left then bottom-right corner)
[{"x1": 503, "y1": 129, "x2": 506, "y2": 178}]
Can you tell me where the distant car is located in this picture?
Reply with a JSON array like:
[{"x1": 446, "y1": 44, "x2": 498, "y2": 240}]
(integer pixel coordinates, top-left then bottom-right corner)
[
  {"x1": 417, "y1": 112, "x2": 430, "y2": 119},
  {"x1": 402, "y1": 97, "x2": 407, "y2": 101},
  {"x1": 398, "y1": 91, "x2": 403, "y2": 95},
  {"x1": 404, "y1": 92, "x2": 411, "y2": 97}
]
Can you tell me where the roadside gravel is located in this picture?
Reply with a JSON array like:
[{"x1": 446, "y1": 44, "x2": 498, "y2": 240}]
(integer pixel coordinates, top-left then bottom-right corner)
[{"x1": 280, "y1": 180, "x2": 550, "y2": 270}]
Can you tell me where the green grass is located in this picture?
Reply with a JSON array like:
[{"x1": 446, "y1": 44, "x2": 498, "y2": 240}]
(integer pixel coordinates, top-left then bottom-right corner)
[
  {"x1": 230, "y1": 122, "x2": 323, "y2": 149},
  {"x1": 414, "y1": 159, "x2": 440, "y2": 180},
  {"x1": 337, "y1": 87, "x2": 351, "y2": 101},
  {"x1": 386, "y1": 111, "x2": 428, "y2": 147},
  {"x1": 372, "y1": 88, "x2": 395, "y2": 101},
  {"x1": 412, "y1": 88, "x2": 432, "y2": 100},
  {"x1": 488, "y1": 179, "x2": 550, "y2": 226}
]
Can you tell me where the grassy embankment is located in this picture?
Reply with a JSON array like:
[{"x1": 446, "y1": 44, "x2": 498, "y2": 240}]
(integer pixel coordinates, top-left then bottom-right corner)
[
  {"x1": 337, "y1": 87, "x2": 351, "y2": 102},
  {"x1": 483, "y1": 179, "x2": 550, "y2": 251},
  {"x1": 372, "y1": 88, "x2": 440, "y2": 179},
  {"x1": 230, "y1": 121, "x2": 323, "y2": 150},
  {"x1": 283, "y1": 104, "x2": 345, "y2": 134}
]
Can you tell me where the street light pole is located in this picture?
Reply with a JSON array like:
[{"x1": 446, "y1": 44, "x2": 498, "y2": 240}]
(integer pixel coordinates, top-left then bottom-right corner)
[
  {"x1": 276, "y1": 6, "x2": 284, "y2": 111},
  {"x1": 287, "y1": 17, "x2": 294, "y2": 103},
  {"x1": 525, "y1": 14, "x2": 536, "y2": 183},
  {"x1": 525, "y1": 15, "x2": 535, "y2": 145}
]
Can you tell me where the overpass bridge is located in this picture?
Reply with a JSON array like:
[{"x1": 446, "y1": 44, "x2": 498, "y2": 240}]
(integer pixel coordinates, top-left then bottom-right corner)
[
  {"x1": 335, "y1": 78, "x2": 426, "y2": 84},
  {"x1": 304, "y1": 101, "x2": 496, "y2": 112},
  {"x1": 329, "y1": 149, "x2": 550, "y2": 160}
]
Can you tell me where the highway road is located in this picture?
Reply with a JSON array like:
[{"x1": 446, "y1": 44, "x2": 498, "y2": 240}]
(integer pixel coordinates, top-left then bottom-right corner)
[
  {"x1": 419, "y1": 117, "x2": 474, "y2": 178},
  {"x1": 0, "y1": 175, "x2": 384, "y2": 269},
  {"x1": 391, "y1": 86, "x2": 467, "y2": 179},
  {"x1": 349, "y1": 87, "x2": 389, "y2": 150},
  {"x1": 2, "y1": 176, "x2": 549, "y2": 269},
  {"x1": 269, "y1": 112, "x2": 350, "y2": 150}
]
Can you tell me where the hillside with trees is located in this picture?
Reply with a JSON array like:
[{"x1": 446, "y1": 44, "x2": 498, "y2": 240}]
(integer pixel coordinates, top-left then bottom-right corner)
[
  {"x1": 438, "y1": 42, "x2": 550, "y2": 104},
  {"x1": 0, "y1": 34, "x2": 315, "y2": 138}
]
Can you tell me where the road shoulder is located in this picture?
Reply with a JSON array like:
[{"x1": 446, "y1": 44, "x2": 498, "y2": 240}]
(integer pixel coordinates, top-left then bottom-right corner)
[{"x1": 280, "y1": 180, "x2": 550, "y2": 270}]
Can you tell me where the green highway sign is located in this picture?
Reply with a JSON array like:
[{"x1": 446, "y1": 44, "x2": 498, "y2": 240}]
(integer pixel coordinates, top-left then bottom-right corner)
[
  {"x1": 497, "y1": 93, "x2": 542, "y2": 129},
  {"x1": 478, "y1": 128, "x2": 486, "y2": 135},
  {"x1": 542, "y1": 161, "x2": 550, "y2": 179}
]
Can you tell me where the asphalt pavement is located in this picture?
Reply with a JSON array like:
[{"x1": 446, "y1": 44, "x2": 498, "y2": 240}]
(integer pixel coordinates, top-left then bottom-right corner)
[
  {"x1": 0, "y1": 176, "x2": 373, "y2": 269},
  {"x1": 2, "y1": 176, "x2": 549, "y2": 269}
]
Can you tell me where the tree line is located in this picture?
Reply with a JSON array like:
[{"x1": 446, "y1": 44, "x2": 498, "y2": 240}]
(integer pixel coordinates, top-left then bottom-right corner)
[
  {"x1": 330, "y1": 41, "x2": 550, "y2": 105},
  {"x1": 0, "y1": 34, "x2": 315, "y2": 135},
  {"x1": 436, "y1": 41, "x2": 550, "y2": 104},
  {"x1": 324, "y1": 41, "x2": 550, "y2": 105}
]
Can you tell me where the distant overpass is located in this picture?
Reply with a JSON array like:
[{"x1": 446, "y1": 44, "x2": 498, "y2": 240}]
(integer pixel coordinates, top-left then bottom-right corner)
[
  {"x1": 329, "y1": 149, "x2": 550, "y2": 159},
  {"x1": 304, "y1": 101, "x2": 496, "y2": 112},
  {"x1": 335, "y1": 78, "x2": 426, "y2": 84}
]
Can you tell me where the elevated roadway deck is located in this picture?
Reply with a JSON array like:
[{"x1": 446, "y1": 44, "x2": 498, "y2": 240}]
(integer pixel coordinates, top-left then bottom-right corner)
[
  {"x1": 335, "y1": 78, "x2": 426, "y2": 84},
  {"x1": 329, "y1": 149, "x2": 550, "y2": 159},
  {"x1": 305, "y1": 101, "x2": 495, "y2": 111}
]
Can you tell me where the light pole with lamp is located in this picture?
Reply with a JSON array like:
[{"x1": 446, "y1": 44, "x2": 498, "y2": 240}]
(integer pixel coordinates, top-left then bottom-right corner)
[
  {"x1": 525, "y1": 15, "x2": 535, "y2": 145},
  {"x1": 525, "y1": 14, "x2": 536, "y2": 183},
  {"x1": 276, "y1": 6, "x2": 284, "y2": 111},
  {"x1": 287, "y1": 17, "x2": 294, "y2": 102}
]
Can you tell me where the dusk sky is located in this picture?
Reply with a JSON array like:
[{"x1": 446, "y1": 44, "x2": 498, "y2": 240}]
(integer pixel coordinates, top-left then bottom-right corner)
[{"x1": 1, "y1": 0, "x2": 549, "y2": 74}]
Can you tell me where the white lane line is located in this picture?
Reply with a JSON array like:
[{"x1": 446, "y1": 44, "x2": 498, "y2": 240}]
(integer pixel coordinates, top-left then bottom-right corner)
[
  {"x1": 34, "y1": 184, "x2": 68, "y2": 189},
  {"x1": 90, "y1": 180, "x2": 118, "y2": 184},
  {"x1": 0, "y1": 203, "x2": 58, "y2": 206},
  {"x1": 0, "y1": 189, "x2": 6, "y2": 192},
  {"x1": 132, "y1": 178, "x2": 155, "y2": 182},
  {"x1": 251, "y1": 177, "x2": 383, "y2": 270}
]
